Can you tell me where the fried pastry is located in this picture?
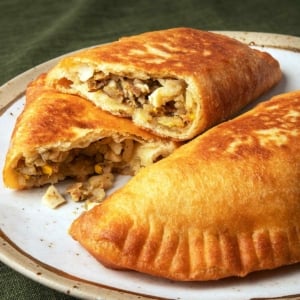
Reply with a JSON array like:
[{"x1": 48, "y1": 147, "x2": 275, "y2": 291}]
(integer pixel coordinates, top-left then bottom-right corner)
[
  {"x1": 3, "y1": 74, "x2": 178, "y2": 189},
  {"x1": 69, "y1": 91, "x2": 300, "y2": 281},
  {"x1": 45, "y1": 27, "x2": 281, "y2": 140}
]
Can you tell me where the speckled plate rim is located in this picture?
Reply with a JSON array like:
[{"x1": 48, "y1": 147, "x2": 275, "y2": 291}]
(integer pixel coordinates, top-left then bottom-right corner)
[{"x1": 1, "y1": 31, "x2": 300, "y2": 300}]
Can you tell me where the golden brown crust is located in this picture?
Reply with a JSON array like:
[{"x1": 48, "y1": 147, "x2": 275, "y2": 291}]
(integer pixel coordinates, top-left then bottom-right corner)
[
  {"x1": 46, "y1": 28, "x2": 282, "y2": 140},
  {"x1": 69, "y1": 91, "x2": 300, "y2": 281},
  {"x1": 3, "y1": 74, "x2": 177, "y2": 189}
]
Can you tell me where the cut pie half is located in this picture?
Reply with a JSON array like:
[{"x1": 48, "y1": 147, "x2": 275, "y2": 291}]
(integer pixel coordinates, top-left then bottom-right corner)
[
  {"x1": 3, "y1": 74, "x2": 178, "y2": 190},
  {"x1": 46, "y1": 27, "x2": 282, "y2": 140}
]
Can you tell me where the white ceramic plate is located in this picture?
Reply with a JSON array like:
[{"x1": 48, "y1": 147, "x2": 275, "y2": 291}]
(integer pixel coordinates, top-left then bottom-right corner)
[{"x1": 1, "y1": 32, "x2": 300, "y2": 300}]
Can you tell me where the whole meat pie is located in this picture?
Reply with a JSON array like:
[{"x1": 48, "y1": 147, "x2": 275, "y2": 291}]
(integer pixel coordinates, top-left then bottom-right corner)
[
  {"x1": 70, "y1": 91, "x2": 300, "y2": 281},
  {"x1": 46, "y1": 27, "x2": 281, "y2": 140}
]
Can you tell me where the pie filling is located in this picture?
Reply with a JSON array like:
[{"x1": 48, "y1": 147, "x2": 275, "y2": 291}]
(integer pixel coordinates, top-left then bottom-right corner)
[
  {"x1": 58, "y1": 68, "x2": 195, "y2": 132},
  {"x1": 16, "y1": 136, "x2": 170, "y2": 190}
]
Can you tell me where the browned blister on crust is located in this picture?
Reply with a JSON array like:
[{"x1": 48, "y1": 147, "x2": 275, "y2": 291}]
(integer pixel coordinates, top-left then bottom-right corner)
[
  {"x1": 3, "y1": 74, "x2": 178, "y2": 189},
  {"x1": 70, "y1": 91, "x2": 300, "y2": 281},
  {"x1": 46, "y1": 27, "x2": 281, "y2": 140}
]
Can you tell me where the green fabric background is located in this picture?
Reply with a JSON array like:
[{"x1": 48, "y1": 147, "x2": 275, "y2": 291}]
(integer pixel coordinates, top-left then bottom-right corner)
[
  {"x1": 1, "y1": 0, "x2": 300, "y2": 87},
  {"x1": 0, "y1": 0, "x2": 300, "y2": 299}
]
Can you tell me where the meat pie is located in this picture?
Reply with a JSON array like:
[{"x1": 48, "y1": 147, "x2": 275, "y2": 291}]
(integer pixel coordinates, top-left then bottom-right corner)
[
  {"x1": 46, "y1": 27, "x2": 281, "y2": 140},
  {"x1": 2, "y1": 74, "x2": 178, "y2": 190},
  {"x1": 70, "y1": 90, "x2": 300, "y2": 281}
]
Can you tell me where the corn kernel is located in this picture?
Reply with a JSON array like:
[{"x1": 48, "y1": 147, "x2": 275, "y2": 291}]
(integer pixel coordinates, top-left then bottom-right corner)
[
  {"x1": 94, "y1": 163, "x2": 103, "y2": 174},
  {"x1": 42, "y1": 164, "x2": 53, "y2": 176},
  {"x1": 189, "y1": 113, "x2": 195, "y2": 121}
]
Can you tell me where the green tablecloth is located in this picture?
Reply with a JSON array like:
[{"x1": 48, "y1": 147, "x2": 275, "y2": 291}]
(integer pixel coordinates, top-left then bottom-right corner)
[{"x1": 0, "y1": 0, "x2": 300, "y2": 299}]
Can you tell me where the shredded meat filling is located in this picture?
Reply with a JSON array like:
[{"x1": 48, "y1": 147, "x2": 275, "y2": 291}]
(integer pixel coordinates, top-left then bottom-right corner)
[
  {"x1": 67, "y1": 173, "x2": 114, "y2": 204},
  {"x1": 86, "y1": 73, "x2": 190, "y2": 128},
  {"x1": 16, "y1": 135, "x2": 174, "y2": 206},
  {"x1": 16, "y1": 138, "x2": 137, "y2": 186},
  {"x1": 16, "y1": 136, "x2": 169, "y2": 191}
]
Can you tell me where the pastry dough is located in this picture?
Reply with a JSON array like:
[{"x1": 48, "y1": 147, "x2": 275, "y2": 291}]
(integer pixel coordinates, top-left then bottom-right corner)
[
  {"x1": 46, "y1": 27, "x2": 281, "y2": 140},
  {"x1": 69, "y1": 91, "x2": 300, "y2": 281},
  {"x1": 3, "y1": 74, "x2": 178, "y2": 189}
]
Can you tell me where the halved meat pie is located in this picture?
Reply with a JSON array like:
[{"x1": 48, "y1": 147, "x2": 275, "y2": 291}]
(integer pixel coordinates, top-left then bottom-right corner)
[
  {"x1": 46, "y1": 27, "x2": 281, "y2": 140},
  {"x1": 3, "y1": 74, "x2": 178, "y2": 190}
]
